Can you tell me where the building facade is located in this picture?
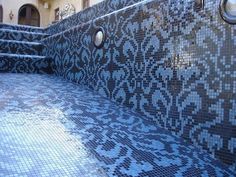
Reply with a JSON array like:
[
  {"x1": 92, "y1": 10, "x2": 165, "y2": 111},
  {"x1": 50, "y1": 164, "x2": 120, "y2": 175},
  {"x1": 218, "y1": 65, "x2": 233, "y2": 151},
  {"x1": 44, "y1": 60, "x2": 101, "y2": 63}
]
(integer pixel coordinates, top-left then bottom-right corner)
[{"x1": 0, "y1": 0, "x2": 103, "y2": 27}]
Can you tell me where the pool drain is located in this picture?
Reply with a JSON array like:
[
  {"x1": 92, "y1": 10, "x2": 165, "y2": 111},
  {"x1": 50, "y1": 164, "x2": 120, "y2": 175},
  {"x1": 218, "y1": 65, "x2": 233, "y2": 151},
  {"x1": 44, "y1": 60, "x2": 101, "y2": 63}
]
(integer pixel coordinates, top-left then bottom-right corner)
[
  {"x1": 94, "y1": 28, "x2": 105, "y2": 49},
  {"x1": 220, "y1": 0, "x2": 236, "y2": 24}
]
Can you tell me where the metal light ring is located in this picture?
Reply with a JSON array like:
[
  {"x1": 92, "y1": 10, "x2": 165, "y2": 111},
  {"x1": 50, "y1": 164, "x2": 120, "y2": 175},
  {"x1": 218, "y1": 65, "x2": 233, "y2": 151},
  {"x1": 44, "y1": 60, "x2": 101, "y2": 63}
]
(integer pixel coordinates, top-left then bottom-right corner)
[
  {"x1": 93, "y1": 27, "x2": 106, "y2": 49},
  {"x1": 195, "y1": 0, "x2": 204, "y2": 8},
  {"x1": 220, "y1": 0, "x2": 236, "y2": 24}
]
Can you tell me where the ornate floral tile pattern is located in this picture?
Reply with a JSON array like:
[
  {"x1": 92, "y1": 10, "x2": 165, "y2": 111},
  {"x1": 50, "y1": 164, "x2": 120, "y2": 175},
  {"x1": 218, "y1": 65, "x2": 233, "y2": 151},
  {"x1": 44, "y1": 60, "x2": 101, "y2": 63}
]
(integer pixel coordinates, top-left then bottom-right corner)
[
  {"x1": 0, "y1": 23, "x2": 51, "y2": 74},
  {"x1": 0, "y1": 23, "x2": 44, "y2": 33},
  {"x1": 0, "y1": 54, "x2": 52, "y2": 74},
  {"x1": 43, "y1": 0, "x2": 236, "y2": 171},
  {"x1": 0, "y1": 74, "x2": 234, "y2": 176},
  {"x1": 0, "y1": 29, "x2": 48, "y2": 42},
  {"x1": 0, "y1": 40, "x2": 43, "y2": 56},
  {"x1": 45, "y1": 0, "x2": 144, "y2": 35}
]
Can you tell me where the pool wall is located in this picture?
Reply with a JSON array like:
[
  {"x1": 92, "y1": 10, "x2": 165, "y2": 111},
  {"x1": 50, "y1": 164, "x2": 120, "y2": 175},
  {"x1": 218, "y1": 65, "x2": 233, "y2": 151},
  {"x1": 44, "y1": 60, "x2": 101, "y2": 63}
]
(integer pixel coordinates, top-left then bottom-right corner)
[
  {"x1": 42, "y1": 0, "x2": 236, "y2": 171},
  {"x1": 45, "y1": 0, "x2": 144, "y2": 35}
]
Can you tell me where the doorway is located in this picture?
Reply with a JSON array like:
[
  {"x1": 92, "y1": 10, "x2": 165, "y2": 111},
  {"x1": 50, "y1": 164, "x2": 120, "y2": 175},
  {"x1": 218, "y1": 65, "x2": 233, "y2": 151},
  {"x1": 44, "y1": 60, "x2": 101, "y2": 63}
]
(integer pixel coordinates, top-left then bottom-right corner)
[{"x1": 18, "y1": 4, "x2": 40, "y2": 27}]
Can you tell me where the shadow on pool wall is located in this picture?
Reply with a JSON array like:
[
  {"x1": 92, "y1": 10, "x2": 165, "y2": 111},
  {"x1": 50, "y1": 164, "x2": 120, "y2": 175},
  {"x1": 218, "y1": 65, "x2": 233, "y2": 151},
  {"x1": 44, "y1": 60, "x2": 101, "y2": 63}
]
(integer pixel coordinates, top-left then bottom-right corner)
[{"x1": 42, "y1": 0, "x2": 236, "y2": 172}]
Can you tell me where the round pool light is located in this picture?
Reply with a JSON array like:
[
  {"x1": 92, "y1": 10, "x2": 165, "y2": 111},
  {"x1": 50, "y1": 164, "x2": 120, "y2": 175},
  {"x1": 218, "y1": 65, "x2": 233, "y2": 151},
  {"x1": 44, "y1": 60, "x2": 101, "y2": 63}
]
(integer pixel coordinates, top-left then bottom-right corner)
[
  {"x1": 220, "y1": 0, "x2": 236, "y2": 24},
  {"x1": 94, "y1": 28, "x2": 105, "y2": 48}
]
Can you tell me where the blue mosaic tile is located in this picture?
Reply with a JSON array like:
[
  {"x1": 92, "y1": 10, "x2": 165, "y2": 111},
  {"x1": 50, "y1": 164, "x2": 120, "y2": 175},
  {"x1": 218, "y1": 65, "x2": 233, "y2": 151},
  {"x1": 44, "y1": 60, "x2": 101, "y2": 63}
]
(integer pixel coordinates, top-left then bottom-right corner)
[
  {"x1": 0, "y1": 53, "x2": 52, "y2": 74},
  {"x1": 0, "y1": 73, "x2": 234, "y2": 176},
  {"x1": 0, "y1": 23, "x2": 51, "y2": 74},
  {"x1": 0, "y1": 0, "x2": 235, "y2": 174},
  {"x1": 45, "y1": 0, "x2": 144, "y2": 35},
  {"x1": 0, "y1": 23, "x2": 44, "y2": 33},
  {"x1": 0, "y1": 39, "x2": 43, "y2": 56},
  {"x1": 0, "y1": 29, "x2": 49, "y2": 42},
  {"x1": 42, "y1": 0, "x2": 236, "y2": 171}
]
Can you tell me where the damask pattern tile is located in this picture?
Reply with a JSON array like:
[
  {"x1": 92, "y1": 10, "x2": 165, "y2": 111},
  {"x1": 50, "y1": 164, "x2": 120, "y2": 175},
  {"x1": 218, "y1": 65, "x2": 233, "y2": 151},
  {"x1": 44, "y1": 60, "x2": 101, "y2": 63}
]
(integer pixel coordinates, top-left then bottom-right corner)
[
  {"x1": 0, "y1": 23, "x2": 44, "y2": 33},
  {"x1": 45, "y1": 0, "x2": 144, "y2": 35},
  {"x1": 0, "y1": 73, "x2": 234, "y2": 176},
  {"x1": 0, "y1": 29, "x2": 49, "y2": 42},
  {"x1": 42, "y1": 0, "x2": 236, "y2": 171},
  {"x1": 0, "y1": 53, "x2": 52, "y2": 74},
  {"x1": 0, "y1": 39, "x2": 43, "y2": 56},
  {"x1": 0, "y1": 24, "x2": 48, "y2": 74}
]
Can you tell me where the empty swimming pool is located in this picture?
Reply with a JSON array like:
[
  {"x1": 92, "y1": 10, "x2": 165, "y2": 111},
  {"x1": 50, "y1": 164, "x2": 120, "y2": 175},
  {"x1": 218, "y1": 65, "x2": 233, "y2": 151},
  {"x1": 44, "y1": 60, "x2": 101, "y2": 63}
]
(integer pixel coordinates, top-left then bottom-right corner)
[{"x1": 0, "y1": 0, "x2": 236, "y2": 176}]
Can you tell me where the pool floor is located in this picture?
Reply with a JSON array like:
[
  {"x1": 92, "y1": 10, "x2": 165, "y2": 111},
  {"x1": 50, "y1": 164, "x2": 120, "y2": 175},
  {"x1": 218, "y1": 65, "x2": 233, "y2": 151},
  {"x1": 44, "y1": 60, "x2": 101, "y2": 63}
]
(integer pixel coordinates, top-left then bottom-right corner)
[{"x1": 0, "y1": 74, "x2": 234, "y2": 177}]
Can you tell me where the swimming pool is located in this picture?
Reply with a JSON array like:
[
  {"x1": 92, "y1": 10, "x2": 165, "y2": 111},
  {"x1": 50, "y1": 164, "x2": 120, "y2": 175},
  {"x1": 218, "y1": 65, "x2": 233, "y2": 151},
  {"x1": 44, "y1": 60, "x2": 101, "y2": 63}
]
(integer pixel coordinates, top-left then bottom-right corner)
[{"x1": 0, "y1": 0, "x2": 235, "y2": 176}]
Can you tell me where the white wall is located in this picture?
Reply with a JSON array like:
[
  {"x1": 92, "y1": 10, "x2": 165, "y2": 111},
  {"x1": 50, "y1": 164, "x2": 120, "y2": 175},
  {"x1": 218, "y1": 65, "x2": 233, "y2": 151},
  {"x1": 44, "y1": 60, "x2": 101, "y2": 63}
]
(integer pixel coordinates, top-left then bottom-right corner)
[
  {"x1": 48, "y1": 0, "x2": 104, "y2": 25},
  {"x1": 0, "y1": 0, "x2": 104, "y2": 27},
  {"x1": 0, "y1": 0, "x2": 50, "y2": 27},
  {"x1": 90, "y1": 0, "x2": 103, "y2": 6}
]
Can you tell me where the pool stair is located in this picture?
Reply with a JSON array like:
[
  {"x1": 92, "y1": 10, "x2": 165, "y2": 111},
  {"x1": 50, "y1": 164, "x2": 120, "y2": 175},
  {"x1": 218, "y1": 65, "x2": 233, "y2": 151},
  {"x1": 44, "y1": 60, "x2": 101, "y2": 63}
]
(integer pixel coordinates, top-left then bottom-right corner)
[{"x1": 0, "y1": 24, "x2": 52, "y2": 74}]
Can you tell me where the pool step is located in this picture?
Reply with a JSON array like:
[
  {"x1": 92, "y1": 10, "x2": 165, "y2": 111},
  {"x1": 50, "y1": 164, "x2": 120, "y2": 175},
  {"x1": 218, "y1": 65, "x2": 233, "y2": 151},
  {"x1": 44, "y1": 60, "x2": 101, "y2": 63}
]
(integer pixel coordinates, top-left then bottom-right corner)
[
  {"x1": 0, "y1": 53, "x2": 52, "y2": 74},
  {"x1": 0, "y1": 23, "x2": 44, "y2": 33},
  {"x1": 0, "y1": 23, "x2": 52, "y2": 74},
  {"x1": 0, "y1": 29, "x2": 49, "y2": 42},
  {"x1": 0, "y1": 39, "x2": 43, "y2": 56}
]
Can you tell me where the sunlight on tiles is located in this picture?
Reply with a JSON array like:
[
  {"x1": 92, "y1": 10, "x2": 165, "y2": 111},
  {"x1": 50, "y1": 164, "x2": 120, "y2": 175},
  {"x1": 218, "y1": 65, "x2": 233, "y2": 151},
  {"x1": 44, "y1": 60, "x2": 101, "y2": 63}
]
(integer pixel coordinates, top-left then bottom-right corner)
[{"x1": 0, "y1": 107, "x2": 107, "y2": 177}]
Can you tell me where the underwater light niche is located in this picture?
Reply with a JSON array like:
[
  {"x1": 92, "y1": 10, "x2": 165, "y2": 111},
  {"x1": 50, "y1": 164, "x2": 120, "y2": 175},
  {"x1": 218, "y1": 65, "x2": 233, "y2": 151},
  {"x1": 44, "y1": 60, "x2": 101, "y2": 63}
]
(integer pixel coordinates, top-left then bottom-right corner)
[{"x1": 220, "y1": 0, "x2": 236, "y2": 24}]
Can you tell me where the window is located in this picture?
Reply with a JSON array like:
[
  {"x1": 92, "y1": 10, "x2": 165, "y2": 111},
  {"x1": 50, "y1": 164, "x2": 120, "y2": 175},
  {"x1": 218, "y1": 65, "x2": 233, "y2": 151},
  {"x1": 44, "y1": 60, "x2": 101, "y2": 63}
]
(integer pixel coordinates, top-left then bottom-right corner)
[
  {"x1": 82, "y1": 0, "x2": 90, "y2": 9},
  {"x1": 55, "y1": 8, "x2": 60, "y2": 21},
  {"x1": 0, "y1": 5, "x2": 3, "y2": 23}
]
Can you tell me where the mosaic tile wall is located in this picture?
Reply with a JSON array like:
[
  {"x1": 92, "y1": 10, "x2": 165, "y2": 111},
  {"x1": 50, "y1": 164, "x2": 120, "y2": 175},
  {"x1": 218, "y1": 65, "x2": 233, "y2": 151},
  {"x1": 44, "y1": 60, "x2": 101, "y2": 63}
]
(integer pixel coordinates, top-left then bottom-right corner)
[
  {"x1": 0, "y1": 23, "x2": 44, "y2": 33},
  {"x1": 0, "y1": 23, "x2": 52, "y2": 74},
  {"x1": 0, "y1": 54, "x2": 52, "y2": 74},
  {"x1": 45, "y1": 0, "x2": 143, "y2": 35},
  {"x1": 0, "y1": 40, "x2": 43, "y2": 56},
  {"x1": 0, "y1": 29, "x2": 48, "y2": 42},
  {"x1": 42, "y1": 0, "x2": 236, "y2": 171}
]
